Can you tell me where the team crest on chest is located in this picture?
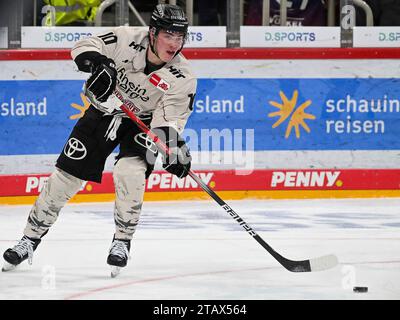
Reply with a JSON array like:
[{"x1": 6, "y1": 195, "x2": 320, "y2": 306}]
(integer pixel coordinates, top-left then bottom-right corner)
[{"x1": 149, "y1": 74, "x2": 171, "y2": 92}]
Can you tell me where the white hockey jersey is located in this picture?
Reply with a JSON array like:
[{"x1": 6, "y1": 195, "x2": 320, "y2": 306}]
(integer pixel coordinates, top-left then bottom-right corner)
[{"x1": 71, "y1": 27, "x2": 197, "y2": 134}]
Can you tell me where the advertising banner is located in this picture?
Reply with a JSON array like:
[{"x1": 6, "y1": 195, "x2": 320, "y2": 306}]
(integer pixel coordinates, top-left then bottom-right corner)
[
  {"x1": 1, "y1": 169, "x2": 399, "y2": 200},
  {"x1": 353, "y1": 27, "x2": 400, "y2": 48},
  {"x1": 240, "y1": 26, "x2": 340, "y2": 47},
  {"x1": 1, "y1": 49, "x2": 400, "y2": 202},
  {"x1": 187, "y1": 78, "x2": 400, "y2": 151},
  {"x1": 2, "y1": 77, "x2": 400, "y2": 156},
  {"x1": 21, "y1": 26, "x2": 226, "y2": 48},
  {"x1": 0, "y1": 80, "x2": 82, "y2": 155}
]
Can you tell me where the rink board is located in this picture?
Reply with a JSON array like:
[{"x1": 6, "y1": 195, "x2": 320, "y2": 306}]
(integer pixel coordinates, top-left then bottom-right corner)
[
  {"x1": 2, "y1": 77, "x2": 400, "y2": 154},
  {"x1": 1, "y1": 48, "x2": 400, "y2": 203},
  {"x1": 1, "y1": 169, "x2": 400, "y2": 205}
]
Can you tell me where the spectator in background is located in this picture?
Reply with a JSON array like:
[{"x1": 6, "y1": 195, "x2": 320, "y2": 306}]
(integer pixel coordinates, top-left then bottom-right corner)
[
  {"x1": 356, "y1": 0, "x2": 400, "y2": 26},
  {"x1": 379, "y1": 0, "x2": 400, "y2": 25},
  {"x1": 0, "y1": 2, "x2": 8, "y2": 28},
  {"x1": 244, "y1": 0, "x2": 327, "y2": 26},
  {"x1": 196, "y1": 0, "x2": 226, "y2": 25},
  {"x1": 42, "y1": 0, "x2": 101, "y2": 26}
]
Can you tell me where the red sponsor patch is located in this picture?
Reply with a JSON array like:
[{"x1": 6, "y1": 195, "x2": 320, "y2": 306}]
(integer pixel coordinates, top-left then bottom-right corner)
[
  {"x1": 149, "y1": 74, "x2": 170, "y2": 92},
  {"x1": 149, "y1": 73, "x2": 161, "y2": 86}
]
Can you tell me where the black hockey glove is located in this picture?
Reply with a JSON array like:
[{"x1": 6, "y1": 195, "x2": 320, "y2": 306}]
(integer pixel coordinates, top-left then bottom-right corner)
[
  {"x1": 153, "y1": 127, "x2": 192, "y2": 178},
  {"x1": 85, "y1": 54, "x2": 117, "y2": 103},
  {"x1": 163, "y1": 143, "x2": 192, "y2": 178}
]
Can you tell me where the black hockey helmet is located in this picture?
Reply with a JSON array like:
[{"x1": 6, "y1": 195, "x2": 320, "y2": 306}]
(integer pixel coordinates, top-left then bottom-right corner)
[
  {"x1": 149, "y1": 4, "x2": 189, "y2": 35},
  {"x1": 148, "y1": 4, "x2": 189, "y2": 59}
]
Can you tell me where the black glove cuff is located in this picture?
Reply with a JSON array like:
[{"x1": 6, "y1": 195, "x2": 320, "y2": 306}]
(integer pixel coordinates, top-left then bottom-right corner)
[
  {"x1": 154, "y1": 127, "x2": 191, "y2": 178},
  {"x1": 74, "y1": 51, "x2": 102, "y2": 73},
  {"x1": 74, "y1": 51, "x2": 115, "y2": 73}
]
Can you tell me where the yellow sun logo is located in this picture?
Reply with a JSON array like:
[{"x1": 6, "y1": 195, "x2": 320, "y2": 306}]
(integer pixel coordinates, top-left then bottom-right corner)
[
  {"x1": 69, "y1": 93, "x2": 91, "y2": 120},
  {"x1": 268, "y1": 90, "x2": 316, "y2": 139}
]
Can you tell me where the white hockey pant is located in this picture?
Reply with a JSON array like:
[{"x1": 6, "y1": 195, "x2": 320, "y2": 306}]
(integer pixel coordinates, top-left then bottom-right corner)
[
  {"x1": 113, "y1": 156, "x2": 146, "y2": 241},
  {"x1": 23, "y1": 157, "x2": 146, "y2": 241},
  {"x1": 24, "y1": 168, "x2": 84, "y2": 239}
]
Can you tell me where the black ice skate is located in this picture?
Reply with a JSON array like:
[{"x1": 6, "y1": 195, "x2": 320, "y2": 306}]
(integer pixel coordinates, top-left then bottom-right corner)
[
  {"x1": 107, "y1": 237, "x2": 131, "y2": 278},
  {"x1": 2, "y1": 235, "x2": 41, "y2": 272}
]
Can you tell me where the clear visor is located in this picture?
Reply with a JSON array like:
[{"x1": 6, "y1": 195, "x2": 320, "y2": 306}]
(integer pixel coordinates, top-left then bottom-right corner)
[{"x1": 159, "y1": 30, "x2": 186, "y2": 45}]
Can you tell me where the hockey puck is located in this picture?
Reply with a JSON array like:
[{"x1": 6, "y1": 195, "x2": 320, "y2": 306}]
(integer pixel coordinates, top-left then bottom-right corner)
[{"x1": 353, "y1": 286, "x2": 368, "y2": 293}]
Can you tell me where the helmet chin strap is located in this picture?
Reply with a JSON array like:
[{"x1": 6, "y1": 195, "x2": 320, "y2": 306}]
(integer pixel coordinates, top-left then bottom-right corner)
[
  {"x1": 149, "y1": 31, "x2": 162, "y2": 61},
  {"x1": 174, "y1": 43, "x2": 184, "y2": 58}
]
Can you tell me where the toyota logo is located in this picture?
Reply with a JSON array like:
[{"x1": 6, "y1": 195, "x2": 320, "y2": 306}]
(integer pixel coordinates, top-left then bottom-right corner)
[
  {"x1": 64, "y1": 138, "x2": 87, "y2": 160},
  {"x1": 134, "y1": 133, "x2": 158, "y2": 154}
]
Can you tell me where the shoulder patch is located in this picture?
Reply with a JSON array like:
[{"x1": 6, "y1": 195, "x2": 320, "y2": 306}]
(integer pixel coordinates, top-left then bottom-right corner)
[{"x1": 149, "y1": 74, "x2": 171, "y2": 92}]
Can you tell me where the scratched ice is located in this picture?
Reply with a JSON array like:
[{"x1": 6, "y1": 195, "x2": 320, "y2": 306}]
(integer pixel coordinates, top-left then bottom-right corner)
[{"x1": 0, "y1": 198, "x2": 399, "y2": 300}]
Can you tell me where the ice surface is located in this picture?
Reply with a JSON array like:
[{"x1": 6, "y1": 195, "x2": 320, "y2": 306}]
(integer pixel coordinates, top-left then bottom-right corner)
[{"x1": 0, "y1": 198, "x2": 399, "y2": 300}]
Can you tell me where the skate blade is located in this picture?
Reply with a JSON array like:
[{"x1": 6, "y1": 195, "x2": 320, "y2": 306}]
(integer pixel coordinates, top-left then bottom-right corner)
[
  {"x1": 110, "y1": 266, "x2": 121, "y2": 278},
  {"x1": 2, "y1": 261, "x2": 17, "y2": 272}
]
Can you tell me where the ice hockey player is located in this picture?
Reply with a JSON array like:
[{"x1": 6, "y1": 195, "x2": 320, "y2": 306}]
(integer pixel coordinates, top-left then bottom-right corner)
[{"x1": 2, "y1": 4, "x2": 196, "y2": 277}]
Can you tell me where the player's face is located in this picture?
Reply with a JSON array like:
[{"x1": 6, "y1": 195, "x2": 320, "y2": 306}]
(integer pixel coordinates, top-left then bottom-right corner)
[{"x1": 155, "y1": 30, "x2": 185, "y2": 62}]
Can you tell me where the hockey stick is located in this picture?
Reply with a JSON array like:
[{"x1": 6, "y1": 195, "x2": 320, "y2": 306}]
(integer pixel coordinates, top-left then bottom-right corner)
[{"x1": 101, "y1": 92, "x2": 338, "y2": 272}]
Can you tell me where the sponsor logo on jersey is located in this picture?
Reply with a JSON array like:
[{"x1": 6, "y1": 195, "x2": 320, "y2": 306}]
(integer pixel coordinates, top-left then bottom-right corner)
[
  {"x1": 147, "y1": 172, "x2": 214, "y2": 189},
  {"x1": 129, "y1": 41, "x2": 145, "y2": 52},
  {"x1": 270, "y1": 171, "x2": 341, "y2": 188},
  {"x1": 117, "y1": 67, "x2": 150, "y2": 102},
  {"x1": 149, "y1": 74, "x2": 171, "y2": 92},
  {"x1": 63, "y1": 138, "x2": 87, "y2": 160},
  {"x1": 168, "y1": 66, "x2": 186, "y2": 78},
  {"x1": 114, "y1": 90, "x2": 141, "y2": 113}
]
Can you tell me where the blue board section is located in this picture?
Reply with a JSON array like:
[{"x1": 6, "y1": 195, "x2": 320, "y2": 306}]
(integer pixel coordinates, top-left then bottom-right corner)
[
  {"x1": 1, "y1": 78, "x2": 400, "y2": 155},
  {"x1": 0, "y1": 81, "x2": 83, "y2": 155},
  {"x1": 186, "y1": 78, "x2": 400, "y2": 151}
]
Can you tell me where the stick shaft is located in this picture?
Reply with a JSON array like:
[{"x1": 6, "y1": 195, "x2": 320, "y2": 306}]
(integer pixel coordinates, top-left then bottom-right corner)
[{"x1": 119, "y1": 103, "x2": 332, "y2": 272}]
